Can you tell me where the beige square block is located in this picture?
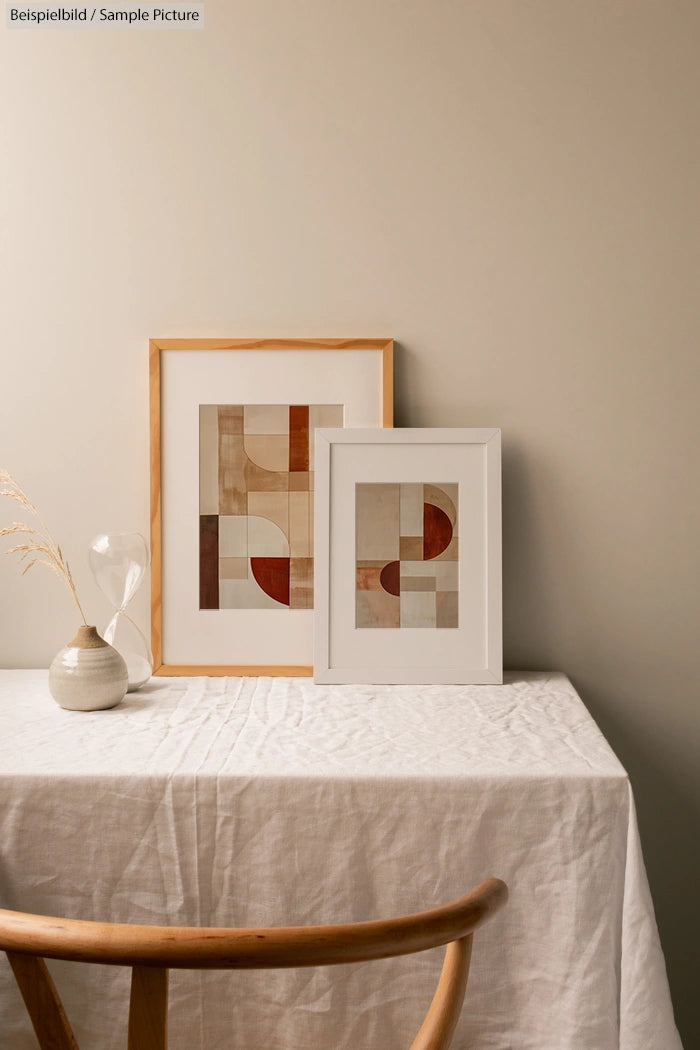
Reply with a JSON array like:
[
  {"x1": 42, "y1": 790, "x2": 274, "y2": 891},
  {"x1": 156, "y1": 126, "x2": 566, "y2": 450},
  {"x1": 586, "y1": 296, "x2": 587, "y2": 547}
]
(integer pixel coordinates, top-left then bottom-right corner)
[
  {"x1": 356, "y1": 589, "x2": 400, "y2": 629},
  {"x1": 218, "y1": 516, "x2": 248, "y2": 558},
  {"x1": 290, "y1": 587, "x2": 313, "y2": 609},
  {"x1": 309, "y1": 490, "x2": 314, "y2": 553},
  {"x1": 399, "y1": 536, "x2": 423, "y2": 560},
  {"x1": 217, "y1": 405, "x2": 244, "y2": 435},
  {"x1": 400, "y1": 589, "x2": 436, "y2": 628},
  {"x1": 289, "y1": 471, "x2": 311, "y2": 492},
  {"x1": 308, "y1": 404, "x2": 344, "y2": 430},
  {"x1": 290, "y1": 556, "x2": 314, "y2": 610},
  {"x1": 290, "y1": 556, "x2": 313, "y2": 587},
  {"x1": 436, "y1": 590, "x2": 459, "y2": 628},
  {"x1": 244, "y1": 404, "x2": 289, "y2": 435},
  {"x1": 356, "y1": 565, "x2": 383, "y2": 591},
  {"x1": 199, "y1": 405, "x2": 220, "y2": 515},
  {"x1": 220, "y1": 577, "x2": 285, "y2": 610},
  {"x1": 248, "y1": 491, "x2": 289, "y2": 538},
  {"x1": 244, "y1": 460, "x2": 289, "y2": 492},
  {"x1": 400, "y1": 483, "x2": 423, "y2": 536},
  {"x1": 400, "y1": 560, "x2": 438, "y2": 578},
  {"x1": 355, "y1": 483, "x2": 399, "y2": 561},
  {"x1": 400, "y1": 576, "x2": 437, "y2": 592},
  {"x1": 219, "y1": 557, "x2": 248, "y2": 580},
  {"x1": 289, "y1": 491, "x2": 311, "y2": 557},
  {"x1": 434, "y1": 560, "x2": 459, "y2": 589},
  {"x1": 218, "y1": 431, "x2": 247, "y2": 514}
]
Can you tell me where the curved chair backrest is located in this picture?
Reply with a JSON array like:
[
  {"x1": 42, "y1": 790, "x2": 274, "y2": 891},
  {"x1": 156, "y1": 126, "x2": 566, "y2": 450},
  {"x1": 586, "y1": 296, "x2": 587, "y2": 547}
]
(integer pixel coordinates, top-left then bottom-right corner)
[{"x1": 0, "y1": 877, "x2": 507, "y2": 1050}]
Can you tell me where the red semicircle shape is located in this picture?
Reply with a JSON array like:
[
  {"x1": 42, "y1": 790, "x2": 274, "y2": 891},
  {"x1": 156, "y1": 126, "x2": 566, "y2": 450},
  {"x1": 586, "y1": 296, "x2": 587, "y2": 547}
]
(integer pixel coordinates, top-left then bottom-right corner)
[
  {"x1": 251, "y1": 557, "x2": 290, "y2": 606},
  {"x1": 379, "y1": 560, "x2": 401, "y2": 596},
  {"x1": 423, "y1": 503, "x2": 453, "y2": 560}
]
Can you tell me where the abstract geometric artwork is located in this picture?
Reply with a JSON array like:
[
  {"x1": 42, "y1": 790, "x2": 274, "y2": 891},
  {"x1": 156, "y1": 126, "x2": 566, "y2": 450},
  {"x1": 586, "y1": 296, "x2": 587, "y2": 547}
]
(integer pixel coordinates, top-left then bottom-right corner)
[
  {"x1": 355, "y1": 482, "x2": 459, "y2": 628},
  {"x1": 199, "y1": 404, "x2": 343, "y2": 610}
]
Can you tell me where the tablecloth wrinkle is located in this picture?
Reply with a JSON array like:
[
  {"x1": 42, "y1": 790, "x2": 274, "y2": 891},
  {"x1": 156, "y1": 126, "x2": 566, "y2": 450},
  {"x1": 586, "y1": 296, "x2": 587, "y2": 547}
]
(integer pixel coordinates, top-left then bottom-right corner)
[{"x1": 0, "y1": 670, "x2": 681, "y2": 1050}]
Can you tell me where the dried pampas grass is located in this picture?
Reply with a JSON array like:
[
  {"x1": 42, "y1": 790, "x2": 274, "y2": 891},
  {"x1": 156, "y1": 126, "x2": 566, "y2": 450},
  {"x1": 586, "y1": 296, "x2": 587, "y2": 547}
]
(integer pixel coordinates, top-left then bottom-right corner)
[{"x1": 0, "y1": 469, "x2": 87, "y2": 624}]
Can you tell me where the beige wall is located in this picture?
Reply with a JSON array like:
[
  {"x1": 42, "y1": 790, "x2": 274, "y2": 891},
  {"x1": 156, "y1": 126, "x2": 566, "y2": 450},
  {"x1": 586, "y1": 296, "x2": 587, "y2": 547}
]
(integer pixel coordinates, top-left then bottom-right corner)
[{"x1": 1, "y1": 2, "x2": 697, "y2": 1042}]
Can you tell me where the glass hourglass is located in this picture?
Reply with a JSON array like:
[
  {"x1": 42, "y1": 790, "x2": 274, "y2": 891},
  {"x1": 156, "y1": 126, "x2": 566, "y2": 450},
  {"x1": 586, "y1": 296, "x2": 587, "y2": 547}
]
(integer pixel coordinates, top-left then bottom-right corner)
[{"x1": 88, "y1": 532, "x2": 153, "y2": 691}]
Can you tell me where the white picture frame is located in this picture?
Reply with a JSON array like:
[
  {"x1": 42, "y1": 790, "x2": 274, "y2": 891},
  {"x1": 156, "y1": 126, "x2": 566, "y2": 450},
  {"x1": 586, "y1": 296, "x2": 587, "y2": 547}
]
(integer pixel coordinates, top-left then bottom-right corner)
[
  {"x1": 150, "y1": 338, "x2": 393, "y2": 676},
  {"x1": 314, "y1": 428, "x2": 502, "y2": 684}
]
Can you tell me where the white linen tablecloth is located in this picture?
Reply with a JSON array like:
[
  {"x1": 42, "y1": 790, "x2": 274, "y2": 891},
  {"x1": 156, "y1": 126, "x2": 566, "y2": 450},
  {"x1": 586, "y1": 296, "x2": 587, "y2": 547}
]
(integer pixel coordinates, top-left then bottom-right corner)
[{"x1": 0, "y1": 671, "x2": 681, "y2": 1050}]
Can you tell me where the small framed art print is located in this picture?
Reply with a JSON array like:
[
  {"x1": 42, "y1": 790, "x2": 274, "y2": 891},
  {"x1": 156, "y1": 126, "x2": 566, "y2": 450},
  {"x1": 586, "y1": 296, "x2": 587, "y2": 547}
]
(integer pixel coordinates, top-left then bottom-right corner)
[
  {"x1": 313, "y1": 428, "x2": 502, "y2": 684},
  {"x1": 149, "y1": 338, "x2": 393, "y2": 676}
]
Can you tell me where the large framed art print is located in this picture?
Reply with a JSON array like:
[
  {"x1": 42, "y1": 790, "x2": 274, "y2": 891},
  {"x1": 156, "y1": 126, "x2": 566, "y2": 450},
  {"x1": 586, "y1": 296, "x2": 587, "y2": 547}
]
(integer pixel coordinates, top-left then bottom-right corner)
[
  {"x1": 150, "y1": 338, "x2": 393, "y2": 675},
  {"x1": 313, "y1": 428, "x2": 501, "y2": 684}
]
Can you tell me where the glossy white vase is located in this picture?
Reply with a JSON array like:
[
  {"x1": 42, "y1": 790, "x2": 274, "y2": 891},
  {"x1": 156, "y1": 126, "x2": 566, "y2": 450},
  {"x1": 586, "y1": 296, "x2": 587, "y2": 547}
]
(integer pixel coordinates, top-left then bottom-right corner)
[{"x1": 48, "y1": 625, "x2": 128, "y2": 711}]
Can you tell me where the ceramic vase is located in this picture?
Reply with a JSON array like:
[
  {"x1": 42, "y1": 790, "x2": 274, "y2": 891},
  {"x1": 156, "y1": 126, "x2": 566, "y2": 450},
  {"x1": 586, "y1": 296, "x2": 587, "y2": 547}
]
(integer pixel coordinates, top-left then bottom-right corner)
[{"x1": 48, "y1": 625, "x2": 128, "y2": 711}]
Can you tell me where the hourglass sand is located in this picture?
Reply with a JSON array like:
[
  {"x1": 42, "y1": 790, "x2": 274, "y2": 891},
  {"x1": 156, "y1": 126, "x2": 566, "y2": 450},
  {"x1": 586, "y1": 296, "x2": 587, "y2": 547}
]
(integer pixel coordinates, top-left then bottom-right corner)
[{"x1": 88, "y1": 533, "x2": 153, "y2": 691}]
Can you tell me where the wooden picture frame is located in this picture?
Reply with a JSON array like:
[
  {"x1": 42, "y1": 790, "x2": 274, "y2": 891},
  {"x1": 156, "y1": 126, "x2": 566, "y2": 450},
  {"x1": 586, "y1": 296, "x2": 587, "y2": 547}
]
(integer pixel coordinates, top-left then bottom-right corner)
[
  {"x1": 150, "y1": 338, "x2": 393, "y2": 676},
  {"x1": 313, "y1": 427, "x2": 502, "y2": 684}
]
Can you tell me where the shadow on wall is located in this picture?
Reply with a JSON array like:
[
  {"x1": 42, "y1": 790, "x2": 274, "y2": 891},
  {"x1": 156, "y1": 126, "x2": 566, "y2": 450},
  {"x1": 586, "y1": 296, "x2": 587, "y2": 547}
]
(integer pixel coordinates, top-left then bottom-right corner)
[
  {"x1": 501, "y1": 442, "x2": 697, "y2": 1048},
  {"x1": 391, "y1": 341, "x2": 411, "y2": 428},
  {"x1": 578, "y1": 682, "x2": 699, "y2": 1048}
]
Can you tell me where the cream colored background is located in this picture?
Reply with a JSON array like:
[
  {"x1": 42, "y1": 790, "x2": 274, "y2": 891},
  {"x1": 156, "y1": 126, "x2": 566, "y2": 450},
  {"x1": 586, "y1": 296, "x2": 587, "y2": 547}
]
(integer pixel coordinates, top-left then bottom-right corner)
[{"x1": 0, "y1": 2, "x2": 697, "y2": 1043}]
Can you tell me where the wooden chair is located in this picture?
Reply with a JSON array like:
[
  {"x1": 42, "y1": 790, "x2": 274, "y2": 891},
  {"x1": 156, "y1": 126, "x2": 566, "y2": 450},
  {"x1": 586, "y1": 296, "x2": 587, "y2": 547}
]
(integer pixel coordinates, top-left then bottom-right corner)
[{"x1": 0, "y1": 877, "x2": 507, "y2": 1050}]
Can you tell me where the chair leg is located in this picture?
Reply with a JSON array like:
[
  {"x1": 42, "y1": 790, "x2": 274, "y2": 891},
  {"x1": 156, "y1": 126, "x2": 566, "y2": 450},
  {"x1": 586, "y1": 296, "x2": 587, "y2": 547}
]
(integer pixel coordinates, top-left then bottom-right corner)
[
  {"x1": 128, "y1": 965, "x2": 169, "y2": 1050},
  {"x1": 6, "y1": 951, "x2": 80, "y2": 1050},
  {"x1": 408, "y1": 935, "x2": 473, "y2": 1050}
]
